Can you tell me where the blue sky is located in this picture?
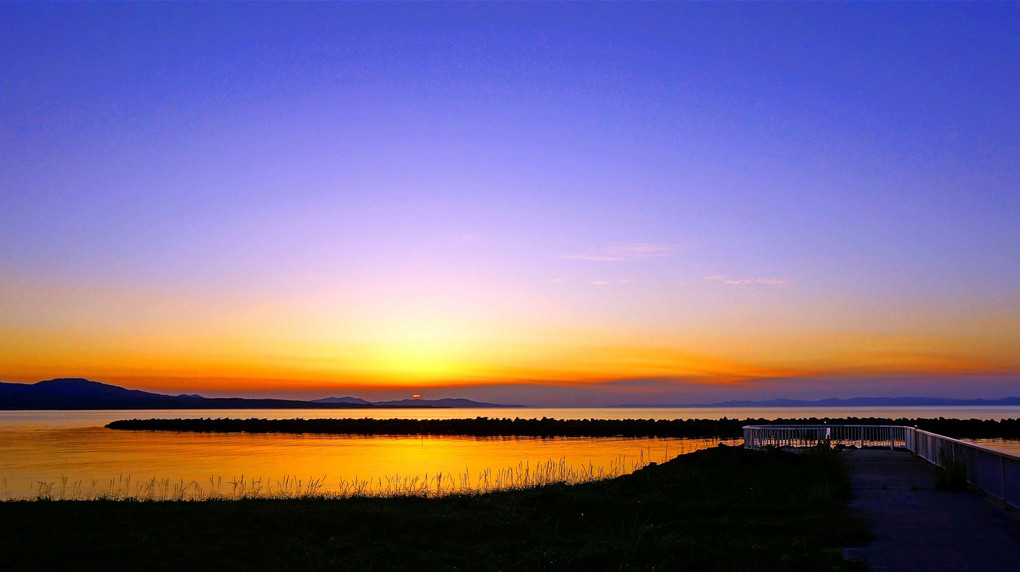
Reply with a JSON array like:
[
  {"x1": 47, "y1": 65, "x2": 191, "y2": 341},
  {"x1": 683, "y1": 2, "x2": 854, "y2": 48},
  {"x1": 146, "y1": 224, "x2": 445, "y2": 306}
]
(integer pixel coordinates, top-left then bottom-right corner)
[{"x1": 1, "y1": 2, "x2": 1018, "y2": 405}]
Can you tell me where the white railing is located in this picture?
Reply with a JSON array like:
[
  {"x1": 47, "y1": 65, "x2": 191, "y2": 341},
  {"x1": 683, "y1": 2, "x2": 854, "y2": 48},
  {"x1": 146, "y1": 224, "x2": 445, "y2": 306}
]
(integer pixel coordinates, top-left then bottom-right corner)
[
  {"x1": 909, "y1": 427, "x2": 1020, "y2": 509},
  {"x1": 742, "y1": 424, "x2": 908, "y2": 450},
  {"x1": 743, "y1": 424, "x2": 1020, "y2": 509}
]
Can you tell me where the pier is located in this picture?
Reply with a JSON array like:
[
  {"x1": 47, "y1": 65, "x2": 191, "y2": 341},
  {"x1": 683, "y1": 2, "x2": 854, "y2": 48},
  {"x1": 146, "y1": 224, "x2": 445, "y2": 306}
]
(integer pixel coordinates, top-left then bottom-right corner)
[{"x1": 744, "y1": 425, "x2": 1020, "y2": 570}]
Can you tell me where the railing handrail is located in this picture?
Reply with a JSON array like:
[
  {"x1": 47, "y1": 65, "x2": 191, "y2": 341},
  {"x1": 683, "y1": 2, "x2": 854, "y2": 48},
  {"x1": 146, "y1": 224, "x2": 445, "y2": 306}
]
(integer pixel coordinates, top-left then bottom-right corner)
[
  {"x1": 742, "y1": 423, "x2": 1020, "y2": 509},
  {"x1": 742, "y1": 423, "x2": 1020, "y2": 462},
  {"x1": 910, "y1": 426, "x2": 1020, "y2": 463},
  {"x1": 741, "y1": 424, "x2": 907, "y2": 430}
]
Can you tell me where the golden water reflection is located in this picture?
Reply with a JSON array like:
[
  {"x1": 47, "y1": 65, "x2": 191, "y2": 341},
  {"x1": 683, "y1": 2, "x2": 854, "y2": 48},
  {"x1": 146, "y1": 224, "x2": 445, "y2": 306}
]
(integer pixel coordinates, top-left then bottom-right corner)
[
  {"x1": 0, "y1": 425, "x2": 738, "y2": 499},
  {"x1": 963, "y1": 438, "x2": 1020, "y2": 457},
  {"x1": 8, "y1": 406, "x2": 1017, "y2": 500}
]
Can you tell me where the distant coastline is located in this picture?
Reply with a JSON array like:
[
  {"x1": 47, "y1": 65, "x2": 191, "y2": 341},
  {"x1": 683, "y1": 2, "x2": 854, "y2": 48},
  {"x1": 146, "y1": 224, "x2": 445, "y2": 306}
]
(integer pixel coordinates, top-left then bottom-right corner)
[
  {"x1": 617, "y1": 396, "x2": 1020, "y2": 408},
  {"x1": 106, "y1": 416, "x2": 1020, "y2": 439},
  {"x1": 3, "y1": 378, "x2": 1018, "y2": 411},
  {"x1": 0, "y1": 378, "x2": 522, "y2": 410}
]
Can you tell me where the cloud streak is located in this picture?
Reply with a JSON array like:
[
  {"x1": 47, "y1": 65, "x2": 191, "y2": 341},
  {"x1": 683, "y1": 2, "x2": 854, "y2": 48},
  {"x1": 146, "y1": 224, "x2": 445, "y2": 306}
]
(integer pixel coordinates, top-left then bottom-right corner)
[
  {"x1": 706, "y1": 275, "x2": 788, "y2": 286},
  {"x1": 561, "y1": 243, "x2": 679, "y2": 262}
]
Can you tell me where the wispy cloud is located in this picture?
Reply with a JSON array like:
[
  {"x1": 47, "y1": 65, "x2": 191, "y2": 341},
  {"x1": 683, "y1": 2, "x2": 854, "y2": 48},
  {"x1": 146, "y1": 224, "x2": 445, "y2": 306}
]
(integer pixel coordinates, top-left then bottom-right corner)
[
  {"x1": 590, "y1": 279, "x2": 633, "y2": 286},
  {"x1": 706, "y1": 275, "x2": 788, "y2": 286},
  {"x1": 561, "y1": 243, "x2": 679, "y2": 262}
]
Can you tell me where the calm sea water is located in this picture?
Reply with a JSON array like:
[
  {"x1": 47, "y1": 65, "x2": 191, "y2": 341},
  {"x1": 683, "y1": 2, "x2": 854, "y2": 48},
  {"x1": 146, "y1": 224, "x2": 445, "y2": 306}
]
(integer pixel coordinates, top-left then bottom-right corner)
[{"x1": 2, "y1": 406, "x2": 1018, "y2": 499}]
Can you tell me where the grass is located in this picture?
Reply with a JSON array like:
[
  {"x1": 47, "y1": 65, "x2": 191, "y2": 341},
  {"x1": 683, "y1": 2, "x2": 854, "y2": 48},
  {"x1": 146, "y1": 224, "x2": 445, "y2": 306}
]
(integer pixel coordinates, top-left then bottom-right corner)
[
  {"x1": 8, "y1": 439, "x2": 727, "y2": 501},
  {"x1": 0, "y1": 445, "x2": 869, "y2": 571},
  {"x1": 10, "y1": 446, "x2": 699, "y2": 501},
  {"x1": 934, "y1": 447, "x2": 970, "y2": 491}
]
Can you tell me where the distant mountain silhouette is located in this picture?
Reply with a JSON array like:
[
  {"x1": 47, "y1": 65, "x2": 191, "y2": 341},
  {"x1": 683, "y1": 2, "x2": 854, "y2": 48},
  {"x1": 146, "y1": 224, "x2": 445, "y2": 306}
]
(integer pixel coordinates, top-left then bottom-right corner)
[
  {"x1": 0, "y1": 378, "x2": 520, "y2": 410},
  {"x1": 0, "y1": 378, "x2": 369, "y2": 410},
  {"x1": 313, "y1": 396, "x2": 520, "y2": 408},
  {"x1": 617, "y1": 396, "x2": 1020, "y2": 408},
  {"x1": 371, "y1": 397, "x2": 522, "y2": 408},
  {"x1": 312, "y1": 396, "x2": 371, "y2": 405}
]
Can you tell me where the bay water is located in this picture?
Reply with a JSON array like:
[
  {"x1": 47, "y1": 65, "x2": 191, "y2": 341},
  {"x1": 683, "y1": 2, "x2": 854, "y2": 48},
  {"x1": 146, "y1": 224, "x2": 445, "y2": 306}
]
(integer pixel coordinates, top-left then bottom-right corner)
[{"x1": 2, "y1": 406, "x2": 1018, "y2": 499}]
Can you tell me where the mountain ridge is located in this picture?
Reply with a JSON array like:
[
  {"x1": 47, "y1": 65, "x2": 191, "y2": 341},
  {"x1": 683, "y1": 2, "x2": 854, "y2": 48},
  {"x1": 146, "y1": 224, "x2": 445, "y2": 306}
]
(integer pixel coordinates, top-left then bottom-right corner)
[
  {"x1": 0, "y1": 378, "x2": 520, "y2": 410},
  {"x1": 311, "y1": 395, "x2": 521, "y2": 408},
  {"x1": 616, "y1": 396, "x2": 1020, "y2": 408}
]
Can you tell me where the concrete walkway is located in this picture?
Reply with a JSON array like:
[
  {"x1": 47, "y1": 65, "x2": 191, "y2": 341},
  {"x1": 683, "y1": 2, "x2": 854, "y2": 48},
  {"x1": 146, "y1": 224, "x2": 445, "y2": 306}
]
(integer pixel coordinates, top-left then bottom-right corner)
[{"x1": 843, "y1": 449, "x2": 1020, "y2": 571}]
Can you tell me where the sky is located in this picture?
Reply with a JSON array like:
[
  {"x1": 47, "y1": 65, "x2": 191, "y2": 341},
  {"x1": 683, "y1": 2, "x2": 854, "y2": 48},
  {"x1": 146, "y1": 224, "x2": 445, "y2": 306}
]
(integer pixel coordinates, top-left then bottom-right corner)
[{"x1": 1, "y1": 2, "x2": 1018, "y2": 406}]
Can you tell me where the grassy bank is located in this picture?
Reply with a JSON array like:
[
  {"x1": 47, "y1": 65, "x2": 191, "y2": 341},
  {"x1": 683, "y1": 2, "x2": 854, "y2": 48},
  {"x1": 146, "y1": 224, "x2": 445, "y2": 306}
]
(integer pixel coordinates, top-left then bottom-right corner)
[{"x1": 0, "y1": 445, "x2": 868, "y2": 571}]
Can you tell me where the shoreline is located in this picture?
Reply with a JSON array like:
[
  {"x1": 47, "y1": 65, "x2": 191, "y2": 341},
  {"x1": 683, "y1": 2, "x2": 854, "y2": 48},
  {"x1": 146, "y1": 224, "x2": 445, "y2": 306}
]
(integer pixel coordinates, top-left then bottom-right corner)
[
  {"x1": 0, "y1": 445, "x2": 869, "y2": 570},
  {"x1": 106, "y1": 415, "x2": 1020, "y2": 439}
]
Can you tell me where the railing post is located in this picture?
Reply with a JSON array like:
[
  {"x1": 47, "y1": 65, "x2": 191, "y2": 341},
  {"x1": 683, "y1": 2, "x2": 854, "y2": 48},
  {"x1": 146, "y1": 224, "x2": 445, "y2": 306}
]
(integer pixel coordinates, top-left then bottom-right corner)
[
  {"x1": 741, "y1": 424, "x2": 1020, "y2": 510},
  {"x1": 1001, "y1": 456, "x2": 1005, "y2": 506}
]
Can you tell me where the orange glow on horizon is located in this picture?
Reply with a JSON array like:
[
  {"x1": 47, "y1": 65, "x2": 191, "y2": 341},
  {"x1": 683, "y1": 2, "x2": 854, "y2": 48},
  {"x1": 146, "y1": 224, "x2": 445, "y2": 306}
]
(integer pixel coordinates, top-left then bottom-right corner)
[{"x1": 2, "y1": 289, "x2": 1017, "y2": 400}]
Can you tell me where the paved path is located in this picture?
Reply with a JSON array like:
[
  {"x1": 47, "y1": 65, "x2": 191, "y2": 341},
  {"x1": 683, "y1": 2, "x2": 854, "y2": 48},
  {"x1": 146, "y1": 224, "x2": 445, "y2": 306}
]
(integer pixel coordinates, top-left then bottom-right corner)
[{"x1": 843, "y1": 449, "x2": 1020, "y2": 571}]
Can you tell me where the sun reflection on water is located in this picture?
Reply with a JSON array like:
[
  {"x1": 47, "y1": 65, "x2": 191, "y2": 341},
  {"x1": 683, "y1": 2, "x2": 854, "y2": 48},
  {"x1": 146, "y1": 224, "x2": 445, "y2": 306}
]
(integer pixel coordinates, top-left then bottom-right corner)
[{"x1": 0, "y1": 425, "x2": 738, "y2": 500}]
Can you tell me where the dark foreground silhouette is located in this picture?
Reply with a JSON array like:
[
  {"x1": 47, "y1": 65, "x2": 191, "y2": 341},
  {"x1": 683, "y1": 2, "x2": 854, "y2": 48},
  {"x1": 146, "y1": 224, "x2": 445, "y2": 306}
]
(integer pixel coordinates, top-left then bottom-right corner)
[
  {"x1": 0, "y1": 446, "x2": 868, "y2": 571},
  {"x1": 107, "y1": 415, "x2": 1020, "y2": 439}
]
